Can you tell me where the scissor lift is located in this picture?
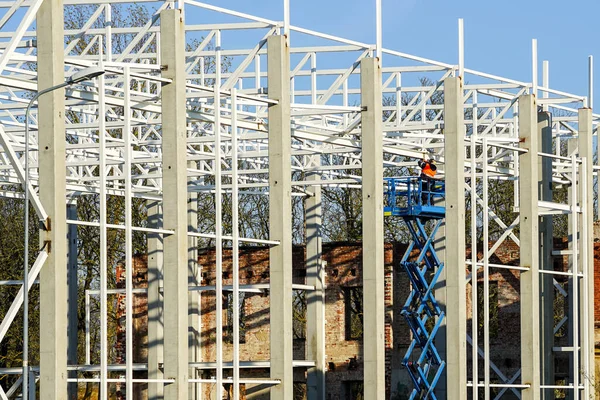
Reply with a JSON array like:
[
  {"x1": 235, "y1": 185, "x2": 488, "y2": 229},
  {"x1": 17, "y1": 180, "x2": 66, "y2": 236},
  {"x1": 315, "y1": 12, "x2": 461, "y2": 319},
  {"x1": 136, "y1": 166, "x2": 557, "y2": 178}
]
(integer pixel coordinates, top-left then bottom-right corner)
[{"x1": 384, "y1": 177, "x2": 446, "y2": 399}]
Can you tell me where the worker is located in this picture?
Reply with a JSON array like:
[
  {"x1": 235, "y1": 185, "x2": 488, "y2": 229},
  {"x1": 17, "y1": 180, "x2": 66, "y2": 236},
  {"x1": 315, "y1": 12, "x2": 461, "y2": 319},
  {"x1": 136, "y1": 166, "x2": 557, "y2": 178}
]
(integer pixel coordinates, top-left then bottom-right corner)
[{"x1": 418, "y1": 156, "x2": 437, "y2": 204}]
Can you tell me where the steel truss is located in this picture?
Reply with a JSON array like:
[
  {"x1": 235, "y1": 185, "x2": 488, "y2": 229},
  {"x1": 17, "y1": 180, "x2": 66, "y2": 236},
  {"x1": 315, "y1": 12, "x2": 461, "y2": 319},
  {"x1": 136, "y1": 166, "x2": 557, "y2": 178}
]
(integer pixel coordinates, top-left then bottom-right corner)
[{"x1": 0, "y1": 0, "x2": 596, "y2": 399}]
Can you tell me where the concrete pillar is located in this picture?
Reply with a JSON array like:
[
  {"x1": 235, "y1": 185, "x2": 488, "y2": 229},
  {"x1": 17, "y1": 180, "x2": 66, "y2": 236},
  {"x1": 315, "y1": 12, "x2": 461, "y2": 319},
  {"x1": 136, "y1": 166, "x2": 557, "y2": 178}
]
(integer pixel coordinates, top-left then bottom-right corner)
[
  {"x1": 577, "y1": 108, "x2": 594, "y2": 394},
  {"x1": 188, "y1": 163, "x2": 200, "y2": 400},
  {"x1": 538, "y1": 111, "x2": 554, "y2": 398},
  {"x1": 147, "y1": 198, "x2": 164, "y2": 400},
  {"x1": 360, "y1": 57, "x2": 385, "y2": 400},
  {"x1": 519, "y1": 94, "x2": 540, "y2": 400},
  {"x1": 267, "y1": 34, "x2": 293, "y2": 400},
  {"x1": 160, "y1": 9, "x2": 189, "y2": 400},
  {"x1": 442, "y1": 76, "x2": 467, "y2": 400},
  {"x1": 37, "y1": 0, "x2": 68, "y2": 398},
  {"x1": 567, "y1": 138, "x2": 576, "y2": 399},
  {"x1": 306, "y1": 165, "x2": 325, "y2": 400},
  {"x1": 67, "y1": 203, "x2": 78, "y2": 400},
  {"x1": 434, "y1": 217, "x2": 447, "y2": 398}
]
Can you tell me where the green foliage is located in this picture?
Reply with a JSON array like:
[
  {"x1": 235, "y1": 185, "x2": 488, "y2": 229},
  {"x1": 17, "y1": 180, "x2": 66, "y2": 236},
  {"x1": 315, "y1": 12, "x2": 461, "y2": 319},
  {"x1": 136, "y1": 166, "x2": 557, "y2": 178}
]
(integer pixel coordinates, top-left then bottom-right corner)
[{"x1": 0, "y1": 195, "x2": 40, "y2": 390}]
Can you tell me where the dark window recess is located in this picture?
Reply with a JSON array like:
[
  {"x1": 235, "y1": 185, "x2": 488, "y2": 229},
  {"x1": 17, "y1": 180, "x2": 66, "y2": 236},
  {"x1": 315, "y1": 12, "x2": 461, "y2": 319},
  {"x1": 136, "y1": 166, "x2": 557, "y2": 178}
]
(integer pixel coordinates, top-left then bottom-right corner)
[
  {"x1": 225, "y1": 291, "x2": 246, "y2": 344},
  {"x1": 344, "y1": 287, "x2": 363, "y2": 340},
  {"x1": 223, "y1": 383, "x2": 246, "y2": 398},
  {"x1": 343, "y1": 381, "x2": 364, "y2": 400},
  {"x1": 292, "y1": 290, "x2": 307, "y2": 339},
  {"x1": 477, "y1": 281, "x2": 498, "y2": 339},
  {"x1": 293, "y1": 382, "x2": 307, "y2": 400}
]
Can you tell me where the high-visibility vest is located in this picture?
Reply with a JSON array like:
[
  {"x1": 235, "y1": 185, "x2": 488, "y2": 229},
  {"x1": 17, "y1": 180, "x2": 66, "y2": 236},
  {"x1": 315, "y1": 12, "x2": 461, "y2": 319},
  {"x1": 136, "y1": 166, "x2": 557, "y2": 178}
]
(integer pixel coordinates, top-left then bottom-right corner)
[{"x1": 422, "y1": 163, "x2": 436, "y2": 177}]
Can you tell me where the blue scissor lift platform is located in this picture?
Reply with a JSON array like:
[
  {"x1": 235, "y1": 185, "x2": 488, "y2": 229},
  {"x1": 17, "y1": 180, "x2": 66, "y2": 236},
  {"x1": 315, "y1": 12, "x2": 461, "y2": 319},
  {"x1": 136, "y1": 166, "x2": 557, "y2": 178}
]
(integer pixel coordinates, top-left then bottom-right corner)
[{"x1": 384, "y1": 177, "x2": 446, "y2": 399}]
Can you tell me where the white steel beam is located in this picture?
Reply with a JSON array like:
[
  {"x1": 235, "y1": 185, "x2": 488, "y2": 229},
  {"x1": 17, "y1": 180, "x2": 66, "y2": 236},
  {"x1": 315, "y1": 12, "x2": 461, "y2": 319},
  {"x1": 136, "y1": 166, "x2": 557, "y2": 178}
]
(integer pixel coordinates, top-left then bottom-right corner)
[
  {"x1": 0, "y1": 125, "x2": 48, "y2": 223},
  {"x1": 0, "y1": 250, "x2": 47, "y2": 343}
]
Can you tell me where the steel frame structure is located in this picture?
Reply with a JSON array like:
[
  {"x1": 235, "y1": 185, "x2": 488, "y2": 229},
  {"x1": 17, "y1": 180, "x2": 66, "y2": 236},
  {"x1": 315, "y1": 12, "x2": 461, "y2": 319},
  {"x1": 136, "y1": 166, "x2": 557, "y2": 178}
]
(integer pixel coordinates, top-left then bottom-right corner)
[{"x1": 0, "y1": 0, "x2": 597, "y2": 399}]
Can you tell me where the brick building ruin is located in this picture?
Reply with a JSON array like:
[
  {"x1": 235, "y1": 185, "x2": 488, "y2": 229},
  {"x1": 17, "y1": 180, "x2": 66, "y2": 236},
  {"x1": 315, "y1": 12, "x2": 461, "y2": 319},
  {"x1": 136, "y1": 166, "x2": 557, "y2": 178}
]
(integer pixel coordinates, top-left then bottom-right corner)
[{"x1": 113, "y1": 237, "x2": 597, "y2": 400}]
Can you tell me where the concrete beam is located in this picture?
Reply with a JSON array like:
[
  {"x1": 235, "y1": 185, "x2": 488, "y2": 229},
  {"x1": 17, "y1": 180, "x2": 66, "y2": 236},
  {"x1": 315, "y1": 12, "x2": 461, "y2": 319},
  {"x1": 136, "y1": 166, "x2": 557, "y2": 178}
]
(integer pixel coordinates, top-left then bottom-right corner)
[
  {"x1": 519, "y1": 94, "x2": 540, "y2": 400},
  {"x1": 360, "y1": 57, "x2": 385, "y2": 400},
  {"x1": 306, "y1": 164, "x2": 325, "y2": 400},
  {"x1": 37, "y1": 0, "x2": 68, "y2": 398},
  {"x1": 160, "y1": 9, "x2": 189, "y2": 400},
  {"x1": 267, "y1": 34, "x2": 293, "y2": 400},
  {"x1": 442, "y1": 76, "x2": 467, "y2": 400},
  {"x1": 578, "y1": 108, "x2": 594, "y2": 396}
]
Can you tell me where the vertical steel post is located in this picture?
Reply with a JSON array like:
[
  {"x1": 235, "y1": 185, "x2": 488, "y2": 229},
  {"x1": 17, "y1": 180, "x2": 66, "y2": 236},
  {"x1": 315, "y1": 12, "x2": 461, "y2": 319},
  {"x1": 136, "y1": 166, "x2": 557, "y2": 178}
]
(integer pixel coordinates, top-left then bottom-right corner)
[
  {"x1": 123, "y1": 66, "x2": 134, "y2": 400},
  {"x1": 188, "y1": 160, "x2": 199, "y2": 400},
  {"x1": 470, "y1": 91, "x2": 479, "y2": 400},
  {"x1": 98, "y1": 64, "x2": 108, "y2": 400},
  {"x1": 160, "y1": 9, "x2": 189, "y2": 400},
  {"x1": 267, "y1": 34, "x2": 293, "y2": 400},
  {"x1": 360, "y1": 56, "x2": 385, "y2": 400},
  {"x1": 458, "y1": 19, "x2": 464, "y2": 79},
  {"x1": 539, "y1": 110, "x2": 554, "y2": 399},
  {"x1": 578, "y1": 108, "x2": 594, "y2": 396},
  {"x1": 231, "y1": 88, "x2": 241, "y2": 400},
  {"x1": 67, "y1": 203, "x2": 78, "y2": 400},
  {"x1": 37, "y1": 0, "x2": 67, "y2": 398},
  {"x1": 214, "y1": 29, "x2": 224, "y2": 398},
  {"x1": 443, "y1": 76, "x2": 467, "y2": 400},
  {"x1": 519, "y1": 94, "x2": 540, "y2": 400},
  {"x1": 306, "y1": 159, "x2": 325, "y2": 400},
  {"x1": 147, "y1": 197, "x2": 164, "y2": 400}
]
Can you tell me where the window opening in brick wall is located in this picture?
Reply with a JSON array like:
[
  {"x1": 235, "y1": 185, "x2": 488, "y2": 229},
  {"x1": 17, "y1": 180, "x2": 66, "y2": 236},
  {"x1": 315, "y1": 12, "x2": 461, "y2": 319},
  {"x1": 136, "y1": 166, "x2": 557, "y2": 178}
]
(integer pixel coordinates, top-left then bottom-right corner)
[
  {"x1": 293, "y1": 382, "x2": 307, "y2": 400},
  {"x1": 223, "y1": 383, "x2": 246, "y2": 399},
  {"x1": 343, "y1": 380, "x2": 364, "y2": 400},
  {"x1": 344, "y1": 287, "x2": 363, "y2": 340},
  {"x1": 292, "y1": 290, "x2": 306, "y2": 339},
  {"x1": 477, "y1": 281, "x2": 498, "y2": 339},
  {"x1": 225, "y1": 291, "x2": 246, "y2": 344}
]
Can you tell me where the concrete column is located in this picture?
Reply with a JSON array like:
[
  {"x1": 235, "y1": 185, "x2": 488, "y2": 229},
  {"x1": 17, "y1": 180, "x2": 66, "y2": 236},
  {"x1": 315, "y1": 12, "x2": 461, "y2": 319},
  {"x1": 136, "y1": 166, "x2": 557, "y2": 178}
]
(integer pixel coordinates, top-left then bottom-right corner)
[
  {"x1": 434, "y1": 218, "x2": 447, "y2": 398},
  {"x1": 442, "y1": 77, "x2": 467, "y2": 400},
  {"x1": 160, "y1": 9, "x2": 188, "y2": 400},
  {"x1": 360, "y1": 57, "x2": 385, "y2": 400},
  {"x1": 188, "y1": 162, "x2": 200, "y2": 400},
  {"x1": 37, "y1": 0, "x2": 67, "y2": 398},
  {"x1": 147, "y1": 198, "x2": 164, "y2": 400},
  {"x1": 538, "y1": 111, "x2": 554, "y2": 399},
  {"x1": 67, "y1": 203, "x2": 78, "y2": 400},
  {"x1": 267, "y1": 34, "x2": 293, "y2": 400},
  {"x1": 577, "y1": 108, "x2": 594, "y2": 392},
  {"x1": 566, "y1": 138, "x2": 576, "y2": 398},
  {"x1": 519, "y1": 94, "x2": 540, "y2": 400},
  {"x1": 306, "y1": 165, "x2": 325, "y2": 400}
]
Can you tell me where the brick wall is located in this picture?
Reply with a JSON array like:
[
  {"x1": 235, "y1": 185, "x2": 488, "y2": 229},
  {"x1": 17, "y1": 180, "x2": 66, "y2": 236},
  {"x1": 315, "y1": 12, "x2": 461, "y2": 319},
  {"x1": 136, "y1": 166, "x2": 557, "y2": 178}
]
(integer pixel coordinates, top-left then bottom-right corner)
[
  {"x1": 197, "y1": 243, "x2": 396, "y2": 399},
  {"x1": 114, "y1": 237, "x2": 589, "y2": 399}
]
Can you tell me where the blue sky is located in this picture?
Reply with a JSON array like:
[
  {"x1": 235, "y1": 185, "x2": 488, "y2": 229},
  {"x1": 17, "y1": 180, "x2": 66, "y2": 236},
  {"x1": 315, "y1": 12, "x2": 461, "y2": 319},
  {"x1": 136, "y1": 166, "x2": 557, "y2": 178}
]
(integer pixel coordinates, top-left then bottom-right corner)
[{"x1": 188, "y1": 0, "x2": 599, "y2": 111}]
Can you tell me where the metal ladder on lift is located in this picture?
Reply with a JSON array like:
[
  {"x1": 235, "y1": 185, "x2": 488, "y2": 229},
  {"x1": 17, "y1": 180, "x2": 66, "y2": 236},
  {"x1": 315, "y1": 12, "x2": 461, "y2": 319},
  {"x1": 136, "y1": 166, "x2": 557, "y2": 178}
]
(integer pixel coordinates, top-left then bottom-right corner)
[{"x1": 384, "y1": 177, "x2": 446, "y2": 399}]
